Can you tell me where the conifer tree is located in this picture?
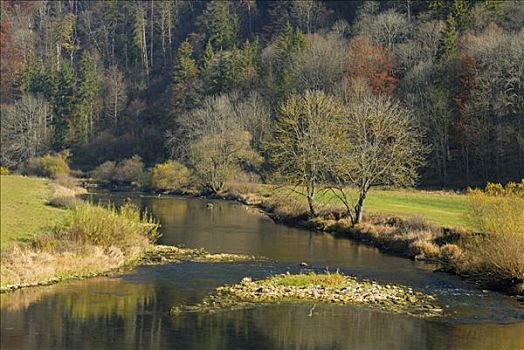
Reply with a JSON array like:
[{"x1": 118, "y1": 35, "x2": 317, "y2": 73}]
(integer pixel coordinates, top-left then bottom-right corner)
[
  {"x1": 76, "y1": 51, "x2": 99, "y2": 144},
  {"x1": 202, "y1": 1, "x2": 238, "y2": 51},
  {"x1": 52, "y1": 61, "x2": 75, "y2": 150}
]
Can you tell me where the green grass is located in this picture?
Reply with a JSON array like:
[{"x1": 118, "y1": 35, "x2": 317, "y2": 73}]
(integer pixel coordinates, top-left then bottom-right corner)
[
  {"x1": 265, "y1": 272, "x2": 349, "y2": 288},
  {"x1": 320, "y1": 189, "x2": 469, "y2": 228},
  {"x1": 1, "y1": 175, "x2": 67, "y2": 248},
  {"x1": 260, "y1": 185, "x2": 469, "y2": 228}
]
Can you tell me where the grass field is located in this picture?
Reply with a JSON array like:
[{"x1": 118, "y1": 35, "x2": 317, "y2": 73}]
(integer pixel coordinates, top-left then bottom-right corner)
[
  {"x1": 258, "y1": 185, "x2": 470, "y2": 228},
  {"x1": 0, "y1": 175, "x2": 67, "y2": 248}
]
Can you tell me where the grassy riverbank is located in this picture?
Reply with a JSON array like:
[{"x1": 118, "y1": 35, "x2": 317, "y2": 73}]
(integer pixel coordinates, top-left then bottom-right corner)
[
  {"x1": 0, "y1": 175, "x2": 160, "y2": 291},
  {"x1": 1, "y1": 176, "x2": 68, "y2": 247},
  {"x1": 0, "y1": 175, "x2": 261, "y2": 292},
  {"x1": 223, "y1": 184, "x2": 469, "y2": 229},
  {"x1": 203, "y1": 183, "x2": 523, "y2": 296}
]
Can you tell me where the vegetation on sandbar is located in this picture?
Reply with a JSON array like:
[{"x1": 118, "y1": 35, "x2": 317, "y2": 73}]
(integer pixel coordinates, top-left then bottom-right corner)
[{"x1": 171, "y1": 272, "x2": 442, "y2": 318}]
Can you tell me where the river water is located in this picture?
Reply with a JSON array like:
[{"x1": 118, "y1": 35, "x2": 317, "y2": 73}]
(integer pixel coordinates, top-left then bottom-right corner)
[{"x1": 1, "y1": 193, "x2": 523, "y2": 350}]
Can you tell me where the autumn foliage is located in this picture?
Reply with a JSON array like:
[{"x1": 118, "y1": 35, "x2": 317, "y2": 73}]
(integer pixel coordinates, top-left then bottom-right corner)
[{"x1": 349, "y1": 37, "x2": 397, "y2": 95}]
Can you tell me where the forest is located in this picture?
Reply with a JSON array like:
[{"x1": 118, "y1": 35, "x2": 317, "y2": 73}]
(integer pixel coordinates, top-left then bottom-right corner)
[{"x1": 1, "y1": 0, "x2": 523, "y2": 188}]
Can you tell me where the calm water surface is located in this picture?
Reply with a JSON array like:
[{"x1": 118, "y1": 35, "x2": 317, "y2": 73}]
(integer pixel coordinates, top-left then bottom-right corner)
[{"x1": 1, "y1": 193, "x2": 523, "y2": 350}]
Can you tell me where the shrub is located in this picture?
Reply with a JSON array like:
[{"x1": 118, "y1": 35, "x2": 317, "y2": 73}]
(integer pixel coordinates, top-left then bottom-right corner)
[
  {"x1": 463, "y1": 232, "x2": 524, "y2": 281},
  {"x1": 113, "y1": 155, "x2": 144, "y2": 185},
  {"x1": 0, "y1": 166, "x2": 9, "y2": 175},
  {"x1": 54, "y1": 173, "x2": 78, "y2": 189},
  {"x1": 151, "y1": 160, "x2": 190, "y2": 191},
  {"x1": 464, "y1": 181, "x2": 524, "y2": 281},
  {"x1": 48, "y1": 183, "x2": 78, "y2": 208},
  {"x1": 92, "y1": 161, "x2": 116, "y2": 183},
  {"x1": 467, "y1": 181, "x2": 524, "y2": 235},
  {"x1": 24, "y1": 153, "x2": 70, "y2": 178},
  {"x1": 439, "y1": 244, "x2": 464, "y2": 266},
  {"x1": 411, "y1": 239, "x2": 440, "y2": 259},
  {"x1": 398, "y1": 215, "x2": 441, "y2": 236}
]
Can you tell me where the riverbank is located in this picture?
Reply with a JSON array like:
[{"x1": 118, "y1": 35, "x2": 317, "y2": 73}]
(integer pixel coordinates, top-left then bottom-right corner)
[
  {"x1": 1, "y1": 244, "x2": 258, "y2": 293},
  {"x1": 0, "y1": 176, "x2": 259, "y2": 293},
  {"x1": 149, "y1": 184, "x2": 522, "y2": 297},
  {"x1": 171, "y1": 272, "x2": 443, "y2": 318}
]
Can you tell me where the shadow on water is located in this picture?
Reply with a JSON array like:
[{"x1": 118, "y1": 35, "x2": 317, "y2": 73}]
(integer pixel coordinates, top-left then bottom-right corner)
[{"x1": 2, "y1": 193, "x2": 523, "y2": 349}]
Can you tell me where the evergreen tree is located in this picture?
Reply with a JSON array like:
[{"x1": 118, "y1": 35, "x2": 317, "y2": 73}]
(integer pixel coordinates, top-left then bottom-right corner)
[
  {"x1": 173, "y1": 39, "x2": 198, "y2": 85},
  {"x1": 76, "y1": 51, "x2": 99, "y2": 145},
  {"x1": 171, "y1": 39, "x2": 199, "y2": 115},
  {"x1": 271, "y1": 22, "x2": 306, "y2": 103},
  {"x1": 52, "y1": 62, "x2": 75, "y2": 151},
  {"x1": 201, "y1": 40, "x2": 215, "y2": 69},
  {"x1": 443, "y1": 14, "x2": 458, "y2": 56},
  {"x1": 201, "y1": 1, "x2": 238, "y2": 51}
]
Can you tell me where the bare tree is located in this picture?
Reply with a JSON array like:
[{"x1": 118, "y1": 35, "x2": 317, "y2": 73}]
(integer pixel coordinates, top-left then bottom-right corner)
[
  {"x1": 103, "y1": 64, "x2": 127, "y2": 127},
  {"x1": 295, "y1": 33, "x2": 349, "y2": 93},
  {"x1": 328, "y1": 93, "x2": 426, "y2": 224},
  {"x1": 173, "y1": 95, "x2": 262, "y2": 193},
  {"x1": 1, "y1": 94, "x2": 52, "y2": 166},
  {"x1": 355, "y1": 8, "x2": 409, "y2": 49},
  {"x1": 233, "y1": 92, "x2": 271, "y2": 151},
  {"x1": 271, "y1": 90, "x2": 345, "y2": 217}
]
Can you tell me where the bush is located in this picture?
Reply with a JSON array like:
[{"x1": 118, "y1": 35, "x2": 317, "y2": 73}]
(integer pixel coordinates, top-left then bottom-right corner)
[
  {"x1": 467, "y1": 181, "x2": 524, "y2": 235},
  {"x1": 0, "y1": 166, "x2": 9, "y2": 175},
  {"x1": 24, "y1": 153, "x2": 70, "y2": 178},
  {"x1": 54, "y1": 173, "x2": 78, "y2": 189},
  {"x1": 48, "y1": 183, "x2": 79, "y2": 208},
  {"x1": 113, "y1": 155, "x2": 144, "y2": 185},
  {"x1": 411, "y1": 239, "x2": 440, "y2": 259},
  {"x1": 92, "y1": 161, "x2": 116, "y2": 183},
  {"x1": 464, "y1": 181, "x2": 524, "y2": 281},
  {"x1": 150, "y1": 160, "x2": 190, "y2": 191}
]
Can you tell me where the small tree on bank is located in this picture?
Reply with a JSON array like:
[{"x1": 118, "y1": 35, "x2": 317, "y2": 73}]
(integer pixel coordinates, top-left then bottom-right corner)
[
  {"x1": 271, "y1": 90, "x2": 345, "y2": 217},
  {"x1": 328, "y1": 93, "x2": 426, "y2": 224}
]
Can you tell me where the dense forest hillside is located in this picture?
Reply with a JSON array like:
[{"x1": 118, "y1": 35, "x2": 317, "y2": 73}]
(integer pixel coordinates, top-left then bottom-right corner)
[{"x1": 1, "y1": 0, "x2": 523, "y2": 187}]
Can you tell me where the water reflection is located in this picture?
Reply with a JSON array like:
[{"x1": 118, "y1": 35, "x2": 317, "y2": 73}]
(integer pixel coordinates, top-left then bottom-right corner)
[{"x1": 2, "y1": 194, "x2": 523, "y2": 349}]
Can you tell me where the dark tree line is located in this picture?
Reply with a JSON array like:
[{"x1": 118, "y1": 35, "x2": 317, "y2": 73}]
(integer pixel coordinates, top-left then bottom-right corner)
[{"x1": 1, "y1": 0, "x2": 523, "y2": 187}]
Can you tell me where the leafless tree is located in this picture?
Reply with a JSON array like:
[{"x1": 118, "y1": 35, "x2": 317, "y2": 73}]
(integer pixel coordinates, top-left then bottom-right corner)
[
  {"x1": 1, "y1": 95, "x2": 52, "y2": 166},
  {"x1": 295, "y1": 33, "x2": 349, "y2": 93},
  {"x1": 172, "y1": 95, "x2": 262, "y2": 193},
  {"x1": 103, "y1": 64, "x2": 127, "y2": 127},
  {"x1": 271, "y1": 90, "x2": 345, "y2": 217},
  {"x1": 327, "y1": 93, "x2": 427, "y2": 224}
]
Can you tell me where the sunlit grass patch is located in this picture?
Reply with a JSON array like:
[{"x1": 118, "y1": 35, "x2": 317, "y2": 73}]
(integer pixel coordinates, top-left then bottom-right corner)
[
  {"x1": 266, "y1": 272, "x2": 349, "y2": 288},
  {"x1": 1, "y1": 175, "x2": 67, "y2": 247}
]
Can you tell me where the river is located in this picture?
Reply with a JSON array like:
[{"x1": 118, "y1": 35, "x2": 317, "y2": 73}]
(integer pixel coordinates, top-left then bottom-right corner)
[{"x1": 1, "y1": 193, "x2": 523, "y2": 349}]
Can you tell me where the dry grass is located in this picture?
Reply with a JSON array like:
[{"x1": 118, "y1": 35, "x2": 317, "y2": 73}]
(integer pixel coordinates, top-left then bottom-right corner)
[
  {"x1": 1, "y1": 202, "x2": 159, "y2": 289},
  {"x1": 0, "y1": 244, "x2": 125, "y2": 287},
  {"x1": 411, "y1": 240, "x2": 441, "y2": 259}
]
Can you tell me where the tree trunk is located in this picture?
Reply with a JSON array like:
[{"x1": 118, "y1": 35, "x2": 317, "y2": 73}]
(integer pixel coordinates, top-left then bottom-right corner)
[
  {"x1": 306, "y1": 180, "x2": 316, "y2": 218},
  {"x1": 307, "y1": 193, "x2": 316, "y2": 218},
  {"x1": 353, "y1": 188, "x2": 367, "y2": 225}
]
